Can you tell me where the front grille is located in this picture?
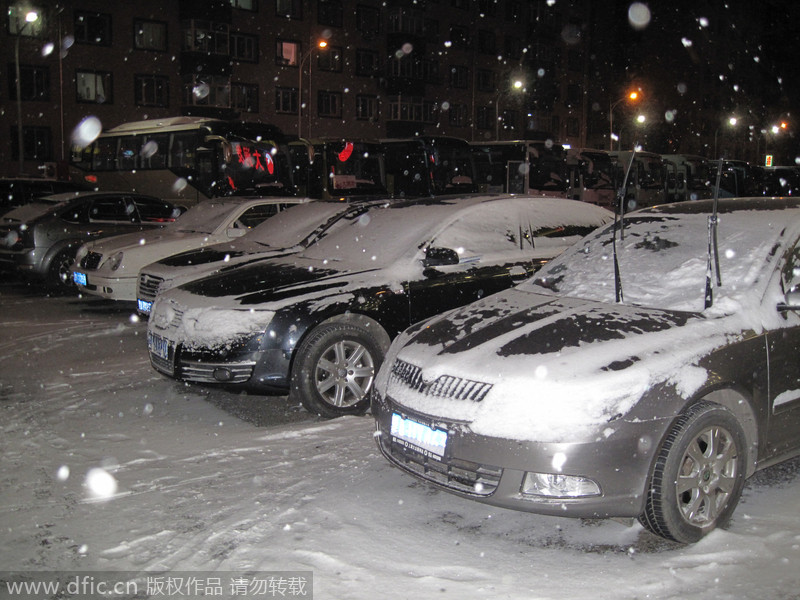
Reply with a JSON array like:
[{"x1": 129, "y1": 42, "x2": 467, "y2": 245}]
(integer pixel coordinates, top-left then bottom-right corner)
[
  {"x1": 382, "y1": 433, "x2": 501, "y2": 496},
  {"x1": 178, "y1": 359, "x2": 256, "y2": 384},
  {"x1": 80, "y1": 251, "x2": 102, "y2": 270},
  {"x1": 150, "y1": 352, "x2": 174, "y2": 376},
  {"x1": 389, "y1": 359, "x2": 493, "y2": 402},
  {"x1": 138, "y1": 273, "x2": 164, "y2": 303}
]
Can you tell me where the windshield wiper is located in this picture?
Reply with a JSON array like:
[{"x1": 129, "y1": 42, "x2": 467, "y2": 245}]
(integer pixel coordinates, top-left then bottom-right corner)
[{"x1": 704, "y1": 159, "x2": 724, "y2": 308}]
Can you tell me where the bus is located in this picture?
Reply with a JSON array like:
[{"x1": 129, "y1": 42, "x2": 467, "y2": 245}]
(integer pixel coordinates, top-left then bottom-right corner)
[
  {"x1": 288, "y1": 139, "x2": 388, "y2": 201},
  {"x1": 566, "y1": 148, "x2": 618, "y2": 210},
  {"x1": 69, "y1": 117, "x2": 296, "y2": 207},
  {"x1": 381, "y1": 136, "x2": 478, "y2": 198},
  {"x1": 610, "y1": 150, "x2": 667, "y2": 210},
  {"x1": 662, "y1": 154, "x2": 713, "y2": 202},
  {"x1": 471, "y1": 140, "x2": 568, "y2": 196}
]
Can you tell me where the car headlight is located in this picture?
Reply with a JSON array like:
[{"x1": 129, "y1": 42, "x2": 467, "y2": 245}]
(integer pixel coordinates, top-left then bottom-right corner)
[
  {"x1": 74, "y1": 244, "x2": 90, "y2": 264},
  {"x1": 102, "y1": 251, "x2": 124, "y2": 271},
  {"x1": 521, "y1": 472, "x2": 601, "y2": 498}
]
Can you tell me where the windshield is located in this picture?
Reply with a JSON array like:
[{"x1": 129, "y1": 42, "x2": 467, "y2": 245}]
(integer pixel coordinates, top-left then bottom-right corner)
[
  {"x1": 170, "y1": 201, "x2": 239, "y2": 234},
  {"x1": 523, "y1": 208, "x2": 791, "y2": 312},
  {"x1": 300, "y1": 201, "x2": 448, "y2": 267},
  {"x1": 243, "y1": 201, "x2": 353, "y2": 247}
]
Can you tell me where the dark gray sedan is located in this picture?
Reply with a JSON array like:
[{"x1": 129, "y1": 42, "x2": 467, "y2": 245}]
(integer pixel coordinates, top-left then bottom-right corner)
[
  {"x1": 372, "y1": 197, "x2": 800, "y2": 543},
  {"x1": 0, "y1": 191, "x2": 179, "y2": 290}
]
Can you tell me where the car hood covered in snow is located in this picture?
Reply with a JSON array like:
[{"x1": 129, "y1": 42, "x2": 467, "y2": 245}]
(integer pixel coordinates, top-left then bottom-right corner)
[{"x1": 379, "y1": 286, "x2": 759, "y2": 444}]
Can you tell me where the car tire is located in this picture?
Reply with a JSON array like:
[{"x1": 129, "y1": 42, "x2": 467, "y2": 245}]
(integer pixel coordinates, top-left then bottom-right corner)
[
  {"x1": 46, "y1": 249, "x2": 77, "y2": 292},
  {"x1": 291, "y1": 322, "x2": 383, "y2": 418},
  {"x1": 639, "y1": 401, "x2": 747, "y2": 543}
]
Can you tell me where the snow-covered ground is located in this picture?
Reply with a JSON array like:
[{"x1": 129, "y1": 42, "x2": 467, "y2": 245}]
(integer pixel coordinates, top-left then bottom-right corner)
[{"x1": 2, "y1": 279, "x2": 799, "y2": 600}]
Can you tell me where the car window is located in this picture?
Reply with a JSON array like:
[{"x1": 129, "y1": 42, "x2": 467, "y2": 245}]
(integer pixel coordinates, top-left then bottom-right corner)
[
  {"x1": 89, "y1": 197, "x2": 136, "y2": 222},
  {"x1": 234, "y1": 203, "x2": 280, "y2": 229},
  {"x1": 133, "y1": 196, "x2": 180, "y2": 223}
]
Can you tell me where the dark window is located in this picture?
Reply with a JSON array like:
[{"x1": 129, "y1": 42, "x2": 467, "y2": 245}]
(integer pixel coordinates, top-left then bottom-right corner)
[
  {"x1": 355, "y1": 49, "x2": 379, "y2": 76},
  {"x1": 476, "y1": 106, "x2": 493, "y2": 130},
  {"x1": 318, "y1": 0, "x2": 343, "y2": 26},
  {"x1": 504, "y1": 36, "x2": 522, "y2": 60},
  {"x1": 478, "y1": 30, "x2": 496, "y2": 54},
  {"x1": 232, "y1": 83, "x2": 259, "y2": 113},
  {"x1": 356, "y1": 5, "x2": 380, "y2": 36},
  {"x1": 7, "y1": 64, "x2": 49, "y2": 101},
  {"x1": 232, "y1": 33, "x2": 258, "y2": 62},
  {"x1": 74, "y1": 11, "x2": 112, "y2": 46},
  {"x1": 356, "y1": 95, "x2": 378, "y2": 120},
  {"x1": 134, "y1": 19, "x2": 167, "y2": 51},
  {"x1": 11, "y1": 126, "x2": 52, "y2": 161},
  {"x1": 318, "y1": 91, "x2": 342, "y2": 118},
  {"x1": 449, "y1": 65, "x2": 469, "y2": 89},
  {"x1": 448, "y1": 103, "x2": 468, "y2": 127},
  {"x1": 132, "y1": 197, "x2": 178, "y2": 222},
  {"x1": 448, "y1": 25, "x2": 470, "y2": 49},
  {"x1": 276, "y1": 87, "x2": 298, "y2": 114},
  {"x1": 318, "y1": 46, "x2": 343, "y2": 72},
  {"x1": 276, "y1": 0, "x2": 302, "y2": 18},
  {"x1": 476, "y1": 69, "x2": 495, "y2": 92},
  {"x1": 76, "y1": 71, "x2": 112, "y2": 104},
  {"x1": 135, "y1": 75, "x2": 169, "y2": 107},
  {"x1": 478, "y1": 0, "x2": 497, "y2": 15}
]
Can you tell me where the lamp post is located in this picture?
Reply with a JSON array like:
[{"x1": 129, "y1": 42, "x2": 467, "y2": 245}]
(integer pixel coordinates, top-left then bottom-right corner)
[
  {"x1": 297, "y1": 39, "x2": 327, "y2": 138},
  {"x1": 15, "y1": 10, "x2": 39, "y2": 176},
  {"x1": 713, "y1": 117, "x2": 738, "y2": 159},
  {"x1": 609, "y1": 90, "x2": 639, "y2": 150},
  {"x1": 495, "y1": 79, "x2": 523, "y2": 141}
]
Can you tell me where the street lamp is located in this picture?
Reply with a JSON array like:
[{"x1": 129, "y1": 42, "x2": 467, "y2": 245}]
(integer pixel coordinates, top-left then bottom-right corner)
[
  {"x1": 495, "y1": 79, "x2": 524, "y2": 140},
  {"x1": 15, "y1": 10, "x2": 39, "y2": 175},
  {"x1": 713, "y1": 116, "x2": 738, "y2": 158},
  {"x1": 609, "y1": 90, "x2": 640, "y2": 150},
  {"x1": 297, "y1": 39, "x2": 327, "y2": 138}
]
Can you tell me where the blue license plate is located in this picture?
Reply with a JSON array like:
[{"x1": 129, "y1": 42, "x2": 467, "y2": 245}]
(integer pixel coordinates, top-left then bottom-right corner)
[
  {"x1": 138, "y1": 299, "x2": 153, "y2": 314},
  {"x1": 390, "y1": 412, "x2": 447, "y2": 458},
  {"x1": 147, "y1": 331, "x2": 173, "y2": 361},
  {"x1": 73, "y1": 271, "x2": 87, "y2": 286}
]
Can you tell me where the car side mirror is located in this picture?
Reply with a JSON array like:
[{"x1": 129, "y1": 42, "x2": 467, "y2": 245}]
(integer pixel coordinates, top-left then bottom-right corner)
[
  {"x1": 423, "y1": 246, "x2": 459, "y2": 267},
  {"x1": 226, "y1": 227, "x2": 247, "y2": 239}
]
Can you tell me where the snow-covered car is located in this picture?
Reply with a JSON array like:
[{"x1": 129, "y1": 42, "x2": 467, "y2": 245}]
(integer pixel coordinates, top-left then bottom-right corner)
[
  {"x1": 71, "y1": 196, "x2": 309, "y2": 302},
  {"x1": 372, "y1": 196, "x2": 800, "y2": 544},
  {"x1": 0, "y1": 191, "x2": 179, "y2": 290},
  {"x1": 136, "y1": 200, "x2": 387, "y2": 315},
  {"x1": 146, "y1": 195, "x2": 612, "y2": 417}
]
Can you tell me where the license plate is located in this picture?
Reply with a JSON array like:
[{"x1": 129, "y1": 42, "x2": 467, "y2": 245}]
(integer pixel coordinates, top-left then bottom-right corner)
[
  {"x1": 390, "y1": 412, "x2": 447, "y2": 458},
  {"x1": 73, "y1": 271, "x2": 87, "y2": 286},
  {"x1": 147, "y1": 331, "x2": 173, "y2": 361},
  {"x1": 138, "y1": 298, "x2": 153, "y2": 314}
]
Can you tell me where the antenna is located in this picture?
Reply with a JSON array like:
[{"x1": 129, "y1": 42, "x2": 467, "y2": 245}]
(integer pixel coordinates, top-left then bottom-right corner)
[
  {"x1": 611, "y1": 146, "x2": 638, "y2": 303},
  {"x1": 703, "y1": 159, "x2": 724, "y2": 308}
]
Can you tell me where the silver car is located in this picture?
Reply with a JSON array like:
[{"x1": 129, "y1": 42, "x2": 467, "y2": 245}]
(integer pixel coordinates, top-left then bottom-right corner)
[
  {"x1": 372, "y1": 197, "x2": 800, "y2": 544},
  {"x1": 0, "y1": 191, "x2": 179, "y2": 290}
]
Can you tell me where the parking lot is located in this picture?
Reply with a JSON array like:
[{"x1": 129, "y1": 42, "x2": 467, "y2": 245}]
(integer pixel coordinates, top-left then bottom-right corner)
[{"x1": 2, "y1": 277, "x2": 800, "y2": 600}]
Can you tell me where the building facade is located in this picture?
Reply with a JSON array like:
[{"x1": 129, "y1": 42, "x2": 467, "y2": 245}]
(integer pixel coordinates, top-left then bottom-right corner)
[{"x1": 2, "y1": 0, "x2": 794, "y2": 179}]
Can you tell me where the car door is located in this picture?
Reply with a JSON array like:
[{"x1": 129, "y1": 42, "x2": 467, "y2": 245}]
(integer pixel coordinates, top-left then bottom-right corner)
[
  {"x1": 765, "y1": 240, "x2": 800, "y2": 457},
  {"x1": 407, "y1": 199, "x2": 540, "y2": 324}
]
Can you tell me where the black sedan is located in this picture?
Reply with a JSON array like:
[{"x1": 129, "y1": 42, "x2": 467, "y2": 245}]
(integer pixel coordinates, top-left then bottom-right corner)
[{"x1": 146, "y1": 194, "x2": 612, "y2": 417}]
